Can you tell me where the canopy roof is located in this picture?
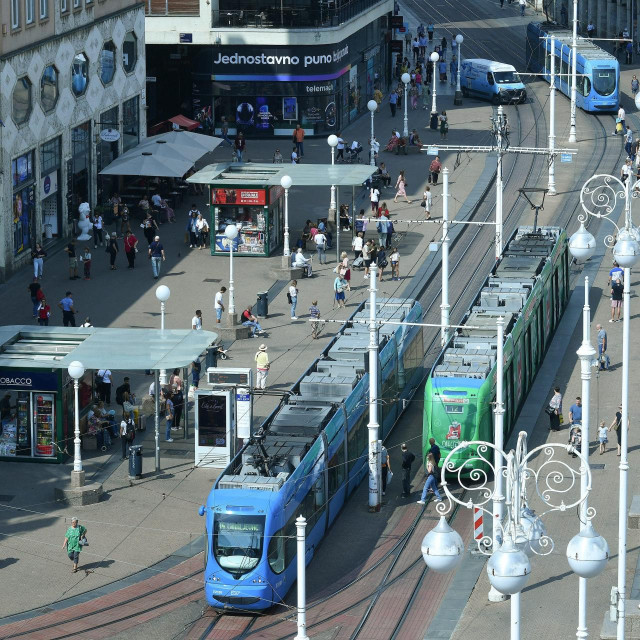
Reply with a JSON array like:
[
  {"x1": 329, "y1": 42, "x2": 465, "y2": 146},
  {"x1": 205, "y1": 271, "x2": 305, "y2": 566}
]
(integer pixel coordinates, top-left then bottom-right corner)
[
  {"x1": 169, "y1": 114, "x2": 201, "y2": 131},
  {"x1": 0, "y1": 326, "x2": 217, "y2": 371},
  {"x1": 187, "y1": 162, "x2": 377, "y2": 187}
]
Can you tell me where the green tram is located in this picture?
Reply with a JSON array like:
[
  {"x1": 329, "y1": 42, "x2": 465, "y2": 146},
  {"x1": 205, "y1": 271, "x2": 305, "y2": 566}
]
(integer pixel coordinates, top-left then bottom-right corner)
[{"x1": 423, "y1": 226, "x2": 569, "y2": 474}]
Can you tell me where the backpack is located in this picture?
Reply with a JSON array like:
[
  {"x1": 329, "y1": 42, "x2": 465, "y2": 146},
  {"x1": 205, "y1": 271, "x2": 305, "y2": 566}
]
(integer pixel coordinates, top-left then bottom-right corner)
[
  {"x1": 287, "y1": 291, "x2": 292, "y2": 304},
  {"x1": 126, "y1": 418, "x2": 136, "y2": 441},
  {"x1": 115, "y1": 384, "x2": 127, "y2": 405}
]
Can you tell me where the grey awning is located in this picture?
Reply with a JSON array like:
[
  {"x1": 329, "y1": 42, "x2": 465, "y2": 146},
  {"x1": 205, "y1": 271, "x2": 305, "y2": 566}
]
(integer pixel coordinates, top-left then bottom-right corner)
[
  {"x1": 0, "y1": 326, "x2": 217, "y2": 371},
  {"x1": 187, "y1": 162, "x2": 377, "y2": 186}
]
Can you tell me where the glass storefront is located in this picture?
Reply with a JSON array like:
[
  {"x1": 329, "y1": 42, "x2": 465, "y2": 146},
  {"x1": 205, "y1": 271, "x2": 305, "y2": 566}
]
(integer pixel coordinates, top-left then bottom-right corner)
[
  {"x1": 40, "y1": 137, "x2": 62, "y2": 241},
  {"x1": 70, "y1": 121, "x2": 91, "y2": 217},
  {"x1": 11, "y1": 150, "x2": 36, "y2": 256},
  {"x1": 97, "y1": 106, "x2": 120, "y2": 203},
  {"x1": 123, "y1": 96, "x2": 140, "y2": 152}
]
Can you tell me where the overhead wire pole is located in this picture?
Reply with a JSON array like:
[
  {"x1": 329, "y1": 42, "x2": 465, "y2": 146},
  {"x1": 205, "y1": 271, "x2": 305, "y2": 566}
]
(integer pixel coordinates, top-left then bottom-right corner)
[
  {"x1": 367, "y1": 263, "x2": 381, "y2": 512},
  {"x1": 548, "y1": 37, "x2": 557, "y2": 195},
  {"x1": 569, "y1": 0, "x2": 578, "y2": 142},
  {"x1": 493, "y1": 105, "x2": 507, "y2": 259},
  {"x1": 441, "y1": 167, "x2": 450, "y2": 346}
]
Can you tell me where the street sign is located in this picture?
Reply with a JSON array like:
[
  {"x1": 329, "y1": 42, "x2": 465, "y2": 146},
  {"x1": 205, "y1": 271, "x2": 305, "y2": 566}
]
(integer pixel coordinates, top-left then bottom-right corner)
[
  {"x1": 427, "y1": 146, "x2": 439, "y2": 155},
  {"x1": 561, "y1": 153, "x2": 572, "y2": 163}
]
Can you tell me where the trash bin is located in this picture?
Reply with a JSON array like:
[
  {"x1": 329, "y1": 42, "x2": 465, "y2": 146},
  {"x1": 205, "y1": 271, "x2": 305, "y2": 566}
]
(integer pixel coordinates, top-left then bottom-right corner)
[
  {"x1": 206, "y1": 345, "x2": 218, "y2": 369},
  {"x1": 430, "y1": 112, "x2": 439, "y2": 130},
  {"x1": 129, "y1": 444, "x2": 143, "y2": 478},
  {"x1": 256, "y1": 291, "x2": 269, "y2": 317},
  {"x1": 44, "y1": 224, "x2": 53, "y2": 239}
]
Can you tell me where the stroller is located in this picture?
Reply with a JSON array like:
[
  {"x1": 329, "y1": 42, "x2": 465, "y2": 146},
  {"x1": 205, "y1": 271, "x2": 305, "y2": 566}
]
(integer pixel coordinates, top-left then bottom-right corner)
[{"x1": 346, "y1": 142, "x2": 363, "y2": 164}]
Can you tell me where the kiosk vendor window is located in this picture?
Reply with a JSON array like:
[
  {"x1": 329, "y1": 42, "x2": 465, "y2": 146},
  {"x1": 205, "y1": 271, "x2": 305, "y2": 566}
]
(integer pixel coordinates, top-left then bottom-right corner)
[{"x1": 210, "y1": 185, "x2": 284, "y2": 257}]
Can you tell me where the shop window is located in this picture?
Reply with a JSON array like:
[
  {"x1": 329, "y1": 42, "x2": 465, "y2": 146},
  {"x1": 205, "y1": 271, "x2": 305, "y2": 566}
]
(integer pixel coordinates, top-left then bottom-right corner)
[
  {"x1": 100, "y1": 41, "x2": 116, "y2": 85},
  {"x1": 71, "y1": 52, "x2": 88, "y2": 96},
  {"x1": 11, "y1": 0, "x2": 20, "y2": 29},
  {"x1": 122, "y1": 96, "x2": 139, "y2": 152},
  {"x1": 122, "y1": 32, "x2": 137, "y2": 74},
  {"x1": 40, "y1": 65, "x2": 58, "y2": 113},
  {"x1": 12, "y1": 77, "x2": 32, "y2": 125},
  {"x1": 11, "y1": 149, "x2": 36, "y2": 256}
]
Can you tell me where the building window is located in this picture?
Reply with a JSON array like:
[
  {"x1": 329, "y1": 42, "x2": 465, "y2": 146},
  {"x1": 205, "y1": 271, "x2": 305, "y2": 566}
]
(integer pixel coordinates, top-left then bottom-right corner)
[
  {"x1": 12, "y1": 77, "x2": 32, "y2": 125},
  {"x1": 26, "y1": 0, "x2": 35, "y2": 24},
  {"x1": 11, "y1": 151, "x2": 36, "y2": 256},
  {"x1": 40, "y1": 0, "x2": 48, "y2": 19},
  {"x1": 122, "y1": 32, "x2": 137, "y2": 74},
  {"x1": 11, "y1": 0, "x2": 20, "y2": 28},
  {"x1": 73, "y1": 0, "x2": 80, "y2": 8},
  {"x1": 41, "y1": 137, "x2": 61, "y2": 175},
  {"x1": 61, "y1": 0, "x2": 68, "y2": 12},
  {"x1": 122, "y1": 96, "x2": 139, "y2": 152},
  {"x1": 100, "y1": 41, "x2": 116, "y2": 85},
  {"x1": 41, "y1": 65, "x2": 59, "y2": 113},
  {"x1": 70, "y1": 122, "x2": 91, "y2": 216},
  {"x1": 71, "y1": 52, "x2": 88, "y2": 96}
]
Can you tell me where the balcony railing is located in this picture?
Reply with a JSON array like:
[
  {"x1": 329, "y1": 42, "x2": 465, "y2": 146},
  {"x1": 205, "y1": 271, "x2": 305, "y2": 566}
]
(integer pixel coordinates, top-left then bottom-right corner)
[
  {"x1": 146, "y1": 0, "x2": 199, "y2": 16},
  {"x1": 213, "y1": 0, "x2": 385, "y2": 29}
]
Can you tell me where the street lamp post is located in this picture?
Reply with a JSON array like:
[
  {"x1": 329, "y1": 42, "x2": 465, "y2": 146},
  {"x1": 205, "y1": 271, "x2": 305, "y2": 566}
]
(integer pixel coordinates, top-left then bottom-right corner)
[
  {"x1": 422, "y1": 432, "x2": 609, "y2": 640},
  {"x1": 569, "y1": 174, "x2": 640, "y2": 640},
  {"x1": 367, "y1": 99, "x2": 377, "y2": 166},
  {"x1": 548, "y1": 37, "x2": 557, "y2": 195},
  {"x1": 367, "y1": 263, "x2": 381, "y2": 512},
  {"x1": 155, "y1": 285, "x2": 170, "y2": 385},
  {"x1": 440, "y1": 167, "x2": 450, "y2": 347},
  {"x1": 454, "y1": 34, "x2": 464, "y2": 106},
  {"x1": 327, "y1": 135, "x2": 339, "y2": 220},
  {"x1": 224, "y1": 224, "x2": 238, "y2": 315},
  {"x1": 569, "y1": 0, "x2": 578, "y2": 142},
  {"x1": 68, "y1": 361, "x2": 85, "y2": 485},
  {"x1": 401, "y1": 72, "x2": 410, "y2": 138},
  {"x1": 430, "y1": 51, "x2": 440, "y2": 129},
  {"x1": 281, "y1": 175, "x2": 292, "y2": 259}
]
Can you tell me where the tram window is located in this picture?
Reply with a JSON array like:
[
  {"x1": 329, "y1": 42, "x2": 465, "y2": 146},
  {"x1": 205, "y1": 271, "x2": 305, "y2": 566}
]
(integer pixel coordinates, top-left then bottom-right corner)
[
  {"x1": 328, "y1": 443, "x2": 346, "y2": 498},
  {"x1": 579, "y1": 76, "x2": 591, "y2": 96},
  {"x1": 213, "y1": 514, "x2": 265, "y2": 576},
  {"x1": 487, "y1": 72, "x2": 495, "y2": 86},
  {"x1": 267, "y1": 530, "x2": 285, "y2": 574},
  {"x1": 347, "y1": 411, "x2": 367, "y2": 471},
  {"x1": 593, "y1": 69, "x2": 616, "y2": 96}
]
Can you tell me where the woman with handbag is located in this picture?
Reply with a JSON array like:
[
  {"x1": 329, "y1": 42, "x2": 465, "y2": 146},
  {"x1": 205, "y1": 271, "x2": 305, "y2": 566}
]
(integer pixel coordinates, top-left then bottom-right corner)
[
  {"x1": 124, "y1": 230, "x2": 138, "y2": 269},
  {"x1": 339, "y1": 252, "x2": 351, "y2": 291},
  {"x1": 106, "y1": 232, "x2": 119, "y2": 270},
  {"x1": 547, "y1": 386, "x2": 562, "y2": 431},
  {"x1": 62, "y1": 517, "x2": 88, "y2": 574}
]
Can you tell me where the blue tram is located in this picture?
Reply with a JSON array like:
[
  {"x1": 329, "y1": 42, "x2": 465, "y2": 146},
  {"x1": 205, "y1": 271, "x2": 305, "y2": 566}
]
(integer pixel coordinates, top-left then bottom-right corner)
[
  {"x1": 198, "y1": 298, "x2": 424, "y2": 610},
  {"x1": 526, "y1": 22, "x2": 619, "y2": 112}
]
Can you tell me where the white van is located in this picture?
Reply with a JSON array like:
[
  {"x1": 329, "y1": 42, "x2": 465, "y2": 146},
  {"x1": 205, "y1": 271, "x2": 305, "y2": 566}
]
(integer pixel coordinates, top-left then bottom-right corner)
[{"x1": 460, "y1": 59, "x2": 527, "y2": 104}]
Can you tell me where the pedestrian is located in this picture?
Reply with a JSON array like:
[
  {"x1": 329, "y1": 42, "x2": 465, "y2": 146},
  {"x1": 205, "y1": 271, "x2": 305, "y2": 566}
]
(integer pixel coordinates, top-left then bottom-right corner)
[
  {"x1": 62, "y1": 517, "x2": 88, "y2": 574},
  {"x1": 141, "y1": 212, "x2": 158, "y2": 246},
  {"x1": 610, "y1": 277, "x2": 623, "y2": 322},
  {"x1": 336, "y1": 134, "x2": 345, "y2": 161},
  {"x1": 428, "y1": 156, "x2": 442, "y2": 185},
  {"x1": 81, "y1": 317, "x2": 92, "y2": 328},
  {"x1": 596, "y1": 323, "x2": 608, "y2": 368},
  {"x1": 598, "y1": 420, "x2": 608, "y2": 454},
  {"x1": 615, "y1": 105, "x2": 626, "y2": 135},
  {"x1": 289, "y1": 280, "x2": 299, "y2": 320},
  {"x1": 92, "y1": 212, "x2": 104, "y2": 248},
  {"x1": 625, "y1": 128, "x2": 634, "y2": 158},
  {"x1": 192, "y1": 309, "x2": 203, "y2": 330},
  {"x1": 449, "y1": 56, "x2": 457, "y2": 87},
  {"x1": 422, "y1": 185, "x2": 433, "y2": 219},
  {"x1": 608, "y1": 261, "x2": 624, "y2": 285},
  {"x1": 427, "y1": 22, "x2": 434, "y2": 41},
  {"x1": 362, "y1": 240, "x2": 372, "y2": 279},
  {"x1": 241, "y1": 306, "x2": 265, "y2": 336},
  {"x1": 370, "y1": 185, "x2": 380, "y2": 213},
  {"x1": 273, "y1": 148, "x2": 283, "y2": 163},
  {"x1": 65, "y1": 239, "x2": 79, "y2": 280},
  {"x1": 389, "y1": 90, "x2": 398, "y2": 117},
  {"x1": 409, "y1": 80, "x2": 419, "y2": 109},
  {"x1": 254, "y1": 344, "x2": 270, "y2": 389},
  {"x1": 32, "y1": 243, "x2": 46, "y2": 280},
  {"x1": 377, "y1": 211, "x2": 389, "y2": 246},
  {"x1": 422, "y1": 80, "x2": 430, "y2": 110},
  {"x1": 111, "y1": 192, "x2": 122, "y2": 237},
  {"x1": 568, "y1": 396, "x2": 582, "y2": 426},
  {"x1": 171, "y1": 382, "x2": 184, "y2": 428},
  {"x1": 519, "y1": 0, "x2": 525, "y2": 16},
  {"x1": 314, "y1": 228, "x2": 327, "y2": 264},
  {"x1": 339, "y1": 251, "x2": 351, "y2": 290},
  {"x1": 587, "y1": 20, "x2": 595, "y2": 38},
  {"x1": 394, "y1": 170, "x2": 411, "y2": 204},
  {"x1": 386, "y1": 219, "x2": 394, "y2": 249},
  {"x1": 115, "y1": 377, "x2": 131, "y2": 415},
  {"x1": 400, "y1": 443, "x2": 416, "y2": 497},
  {"x1": 220, "y1": 116, "x2": 233, "y2": 146},
  {"x1": 417, "y1": 452, "x2": 442, "y2": 503},
  {"x1": 609, "y1": 405, "x2": 623, "y2": 455},
  {"x1": 27, "y1": 279, "x2": 43, "y2": 319},
  {"x1": 429, "y1": 437, "x2": 441, "y2": 466},
  {"x1": 119, "y1": 417, "x2": 134, "y2": 459},
  {"x1": 214, "y1": 286, "x2": 226, "y2": 323},
  {"x1": 234, "y1": 131, "x2": 246, "y2": 162},
  {"x1": 352, "y1": 231, "x2": 364, "y2": 259},
  {"x1": 187, "y1": 209, "x2": 199, "y2": 248},
  {"x1": 294, "y1": 124, "x2": 305, "y2": 157},
  {"x1": 309, "y1": 300, "x2": 321, "y2": 339},
  {"x1": 196, "y1": 213, "x2": 209, "y2": 249},
  {"x1": 333, "y1": 274, "x2": 347, "y2": 308},
  {"x1": 291, "y1": 146, "x2": 299, "y2": 164},
  {"x1": 164, "y1": 389, "x2": 174, "y2": 442},
  {"x1": 106, "y1": 232, "x2": 119, "y2": 270},
  {"x1": 547, "y1": 386, "x2": 562, "y2": 431},
  {"x1": 405, "y1": 28, "x2": 412, "y2": 52},
  {"x1": 626, "y1": 40, "x2": 633, "y2": 65},
  {"x1": 632, "y1": 75, "x2": 639, "y2": 96},
  {"x1": 97, "y1": 368, "x2": 112, "y2": 404},
  {"x1": 390, "y1": 246, "x2": 400, "y2": 280},
  {"x1": 124, "y1": 230, "x2": 138, "y2": 269},
  {"x1": 381, "y1": 444, "x2": 391, "y2": 495},
  {"x1": 37, "y1": 297, "x2": 51, "y2": 326},
  {"x1": 58, "y1": 291, "x2": 77, "y2": 327},
  {"x1": 441, "y1": 35, "x2": 447, "y2": 52},
  {"x1": 500, "y1": 0, "x2": 504, "y2": 7},
  {"x1": 439, "y1": 110, "x2": 448, "y2": 139},
  {"x1": 148, "y1": 236, "x2": 165, "y2": 280},
  {"x1": 77, "y1": 246, "x2": 91, "y2": 280},
  {"x1": 191, "y1": 358, "x2": 201, "y2": 389},
  {"x1": 376, "y1": 245, "x2": 387, "y2": 281}
]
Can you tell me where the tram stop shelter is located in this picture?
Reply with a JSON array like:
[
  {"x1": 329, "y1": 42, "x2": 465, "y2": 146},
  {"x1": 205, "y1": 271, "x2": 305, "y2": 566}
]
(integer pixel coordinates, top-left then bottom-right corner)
[
  {"x1": 0, "y1": 325, "x2": 218, "y2": 467},
  {"x1": 187, "y1": 162, "x2": 377, "y2": 258}
]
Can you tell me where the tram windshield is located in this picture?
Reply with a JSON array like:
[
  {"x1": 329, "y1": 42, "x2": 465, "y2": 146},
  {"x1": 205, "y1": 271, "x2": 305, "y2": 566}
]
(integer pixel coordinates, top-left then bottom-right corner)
[
  {"x1": 593, "y1": 69, "x2": 616, "y2": 96},
  {"x1": 494, "y1": 71, "x2": 521, "y2": 84},
  {"x1": 213, "y1": 514, "x2": 265, "y2": 575}
]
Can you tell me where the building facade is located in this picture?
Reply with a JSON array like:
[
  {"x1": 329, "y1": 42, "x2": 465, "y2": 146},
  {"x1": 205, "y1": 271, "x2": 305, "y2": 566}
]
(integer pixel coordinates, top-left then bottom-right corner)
[
  {"x1": 0, "y1": 0, "x2": 146, "y2": 280},
  {"x1": 145, "y1": 0, "x2": 393, "y2": 139}
]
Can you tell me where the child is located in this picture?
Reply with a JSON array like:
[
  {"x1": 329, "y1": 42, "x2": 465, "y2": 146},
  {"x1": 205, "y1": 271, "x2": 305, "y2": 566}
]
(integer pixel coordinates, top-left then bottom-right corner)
[
  {"x1": 598, "y1": 420, "x2": 608, "y2": 454},
  {"x1": 390, "y1": 247, "x2": 400, "y2": 280},
  {"x1": 81, "y1": 247, "x2": 92, "y2": 280}
]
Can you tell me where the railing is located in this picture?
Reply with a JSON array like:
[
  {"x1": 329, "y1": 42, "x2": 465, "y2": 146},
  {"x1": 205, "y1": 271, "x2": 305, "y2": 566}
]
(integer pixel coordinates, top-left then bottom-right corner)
[
  {"x1": 146, "y1": 0, "x2": 199, "y2": 16},
  {"x1": 212, "y1": 0, "x2": 385, "y2": 29}
]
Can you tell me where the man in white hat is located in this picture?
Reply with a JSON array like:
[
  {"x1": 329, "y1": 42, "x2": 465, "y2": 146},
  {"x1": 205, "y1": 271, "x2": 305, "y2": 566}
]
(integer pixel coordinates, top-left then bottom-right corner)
[{"x1": 254, "y1": 344, "x2": 270, "y2": 389}]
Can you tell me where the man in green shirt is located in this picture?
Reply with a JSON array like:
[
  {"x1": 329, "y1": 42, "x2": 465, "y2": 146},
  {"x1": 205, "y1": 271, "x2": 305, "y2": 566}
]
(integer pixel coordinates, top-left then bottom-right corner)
[{"x1": 62, "y1": 517, "x2": 87, "y2": 573}]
